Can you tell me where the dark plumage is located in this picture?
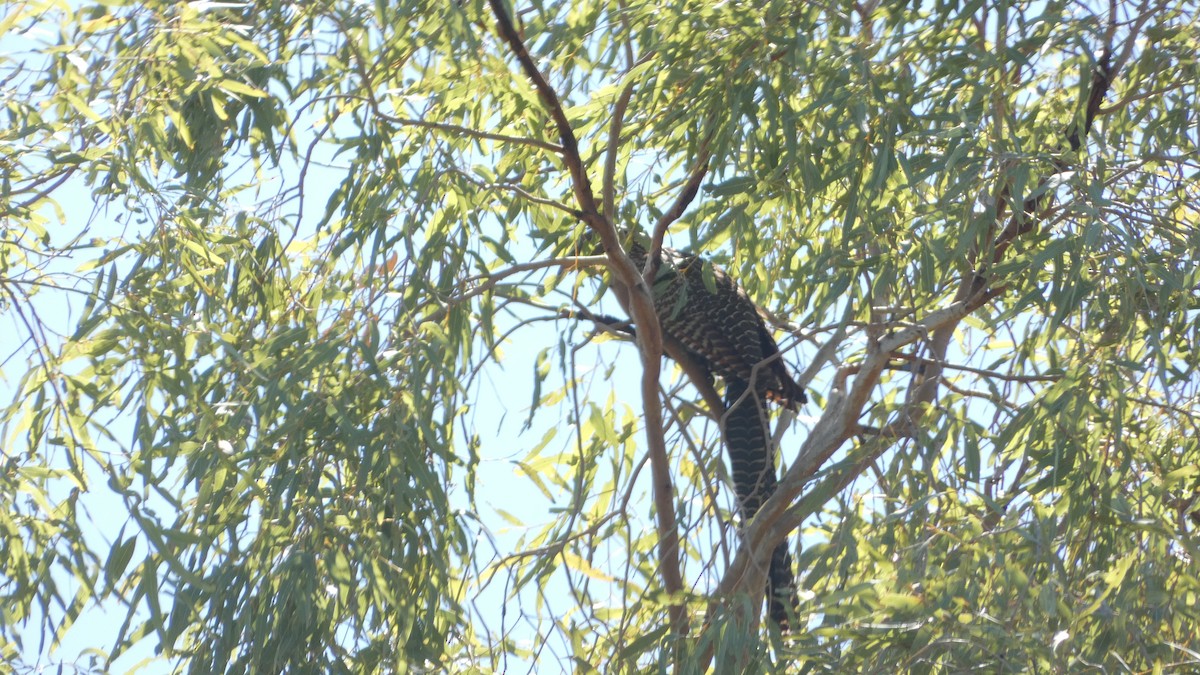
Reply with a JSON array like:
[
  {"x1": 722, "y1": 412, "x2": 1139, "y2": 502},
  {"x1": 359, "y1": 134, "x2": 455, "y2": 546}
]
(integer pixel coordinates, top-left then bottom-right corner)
[
  {"x1": 628, "y1": 242, "x2": 803, "y2": 627},
  {"x1": 630, "y1": 245, "x2": 806, "y2": 411}
]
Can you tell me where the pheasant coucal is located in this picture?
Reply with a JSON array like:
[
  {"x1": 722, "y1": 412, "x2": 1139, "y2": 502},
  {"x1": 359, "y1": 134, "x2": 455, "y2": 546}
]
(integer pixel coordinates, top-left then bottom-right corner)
[{"x1": 627, "y1": 241, "x2": 804, "y2": 628}]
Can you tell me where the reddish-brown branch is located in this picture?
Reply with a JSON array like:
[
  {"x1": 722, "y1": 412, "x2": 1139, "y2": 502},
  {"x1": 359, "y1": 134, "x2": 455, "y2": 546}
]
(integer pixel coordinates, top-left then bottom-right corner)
[
  {"x1": 992, "y1": 45, "x2": 1116, "y2": 265},
  {"x1": 488, "y1": 0, "x2": 688, "y2": 636},
  {"x1": 488, "y1": 0, "x2": 600, "y2": 221}
]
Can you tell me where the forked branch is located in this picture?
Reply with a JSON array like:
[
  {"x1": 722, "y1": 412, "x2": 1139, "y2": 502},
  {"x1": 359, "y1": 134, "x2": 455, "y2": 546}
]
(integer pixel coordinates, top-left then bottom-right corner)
[
  {"x1": 702, "y1": 16, "x2": 1125, "y2": 663},
  {"x1": 487, "y1": 0, "x2": 689, "y2": 636}
]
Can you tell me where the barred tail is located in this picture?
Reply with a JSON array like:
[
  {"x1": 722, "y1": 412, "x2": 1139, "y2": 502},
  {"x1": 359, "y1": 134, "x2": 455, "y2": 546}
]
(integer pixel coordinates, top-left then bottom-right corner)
[{"x1": 723, "y1": 380, "x2": 799, "y2": 628}]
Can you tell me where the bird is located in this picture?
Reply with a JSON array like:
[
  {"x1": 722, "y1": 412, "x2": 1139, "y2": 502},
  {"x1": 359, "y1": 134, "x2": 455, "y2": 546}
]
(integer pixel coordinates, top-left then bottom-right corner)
[{"x1": 626, "y1": 241, "x2": 804, "y2": 628}]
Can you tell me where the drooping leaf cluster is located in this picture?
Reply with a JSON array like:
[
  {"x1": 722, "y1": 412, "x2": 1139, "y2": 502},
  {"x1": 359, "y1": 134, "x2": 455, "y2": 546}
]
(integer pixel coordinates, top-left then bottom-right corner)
[{"x1": 1, "y1": 0, "x2": 1198, "y2": 672}]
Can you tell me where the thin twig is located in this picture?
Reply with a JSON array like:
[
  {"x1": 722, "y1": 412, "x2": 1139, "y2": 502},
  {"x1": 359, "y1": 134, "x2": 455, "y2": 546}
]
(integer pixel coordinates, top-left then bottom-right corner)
[
  {"x1": 387, "y1": 115, "x2": 564, "y2": 154},
  {"x1": 603, "y1": 52, "x2": 655, "y2": 219},
  {"x1": 645, "y1": 140, "x2": 712, "y2": 284},
  {"x1": 700, "y1": 10, "x2": 1129, "y2": 658},
  {"x1": 430, "y1": 255, "x2": 608, "y2": 322}
]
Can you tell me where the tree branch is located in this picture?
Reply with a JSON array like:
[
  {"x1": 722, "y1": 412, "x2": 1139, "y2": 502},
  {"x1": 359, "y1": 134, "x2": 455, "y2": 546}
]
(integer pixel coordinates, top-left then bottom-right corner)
[
  {"x1": 602, "y1": 48, "x2": 655, "y2": 220},
  {"x1": 701, "y1": 17, "x2": 1128, "y2": 655},
  {"x1": 892, "y1": 353, "x2": 1063, "y2": 384},
  {"x1": 487, "y1": 0, "x2": 688, "y2": 636},
  {"x1": 388, "y1": 115, "x2": 563, "y2": 154},
  {"x1": 644, "y1": 143, "x2": 712, "y2": 284},
  {"x1": 487, "y1": 0, "x2": 599, "y2": 220},
  {"x1": 449, "y1": 168, "x2": 577, "y2": 214},
  {"x1": 425, "y1": 255, "x2": 608, "y2": 324}
]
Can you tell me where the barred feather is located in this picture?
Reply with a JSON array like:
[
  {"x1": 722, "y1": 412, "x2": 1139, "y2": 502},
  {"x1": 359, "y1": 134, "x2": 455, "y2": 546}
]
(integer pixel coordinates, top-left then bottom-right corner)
[{"x1": 628, "y1": 243, "x2": 803, "y2": 627}]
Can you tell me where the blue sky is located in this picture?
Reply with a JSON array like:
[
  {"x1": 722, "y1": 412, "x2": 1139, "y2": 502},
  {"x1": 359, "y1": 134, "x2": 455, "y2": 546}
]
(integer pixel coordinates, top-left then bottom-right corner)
[
  {"x1": 3, "y1": 1, "x2": 1153, "y2": 670},
  {"x1": 1, "y1": 120, "x2": 829, "y2": 671}
]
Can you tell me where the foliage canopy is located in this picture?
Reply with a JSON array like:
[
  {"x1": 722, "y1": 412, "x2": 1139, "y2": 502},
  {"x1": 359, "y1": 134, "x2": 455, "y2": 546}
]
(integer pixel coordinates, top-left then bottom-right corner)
[{"x1": 1, "y1": 0, "x2": 1199, "y2": 672}]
